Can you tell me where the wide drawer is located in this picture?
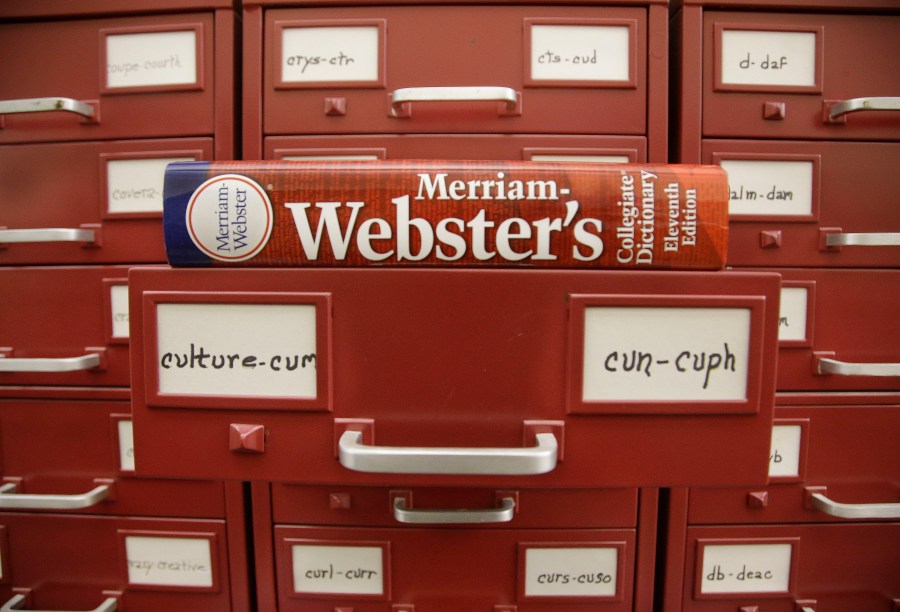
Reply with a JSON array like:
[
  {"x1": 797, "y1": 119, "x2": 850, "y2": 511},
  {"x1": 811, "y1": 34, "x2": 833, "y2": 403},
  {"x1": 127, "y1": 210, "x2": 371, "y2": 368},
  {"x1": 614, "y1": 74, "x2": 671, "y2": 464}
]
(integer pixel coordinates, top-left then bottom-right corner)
[
  {"x1": 265, "y1": 134, "x2": 648, "y2": 163},
  {"x1": 272, "y1": 524, "x2": 638, "y2": 611},
  {"x1": 702, "y1": 140, "x2": 900, "y2": 268},
  {"x1": 680, "y1": 522, "x2": 900, "y2": 611},
  {"x1": 0, "y1": 396, "x2": 225, "y2": 519},
  {"x1": 688, "y1": 395, "x2": 900, "y2": 525},
  {"x1": 0, "y1": 12, "x2": 231, "y2": 144},
  {"x1": 701, "y1": 11, "x2": 900, "y2": 141},
  {"x1": 0, "y1": 513, "x2": 235, "y2": 611},
  {"x1": 258, "y1": 5, "x2": 652, "y2": 137},
  {"x1": 0, "y1": 266, "x2": 139, "y2": 388},
  {"x1": 769, "y1": 268, "x2": 900, "y2": 391},
  {"x1": 271, "y1": 484, "x2": 638, "y2": 529},
  {"x1": 0, "y1": 138, "x2": 212, "y2": 265},
  {"x1": 129, "y1": 267, "x2": 780, "y2": 487}
]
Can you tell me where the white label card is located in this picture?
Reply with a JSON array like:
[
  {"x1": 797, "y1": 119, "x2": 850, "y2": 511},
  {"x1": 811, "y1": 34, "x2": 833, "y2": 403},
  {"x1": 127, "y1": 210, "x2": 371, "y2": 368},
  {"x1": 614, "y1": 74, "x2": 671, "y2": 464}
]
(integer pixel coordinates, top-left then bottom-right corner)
[
  {"x1": 524, "y1": 547, "x2": 618, "y2": 598},
  {"x1": 156, "y1": 302, "x2": 318, "y2": 399},
  {"x1": 125, "y1": 535, "x2": 214, "y2": 588},
  {"x1": 700, "y1": 543, "x2": 792, "y2": 594},
  {"x1": 110, "y1": 284, "x2": 130, "y2": 339},
  {"x1": 778, "y1": 287, "x2": 809, "y2": 342},
  {"x1": 769, "y1": 424, "x2": 803, "y2": 478},
  {"x1": 720, "y1": 29, "x2": 817, "y2": 87},
  {"x1": 118, "y1": 419, "x2": 135, "y2": 472},
  {"x1": 582, "y1": 307, "x2": 751, "y2": 401},
  {"x1": 721, "y1": 159, "x2": 814, "y2": 217},
  {"x1": 107, "y1": 157, "x2": 194, "y2": 214},
  {"x1": 106, "y1": 30, "x2": 198, "y2": 89},
  {"x1": 281, "y1": 26, "x2": 380, "y2": 83},
  {"x1": 530, "y1": 24, "x2": 630, "y2": 82},
  {"x1": 292, "y1": 545, "x2": 384, "y2": 595}
]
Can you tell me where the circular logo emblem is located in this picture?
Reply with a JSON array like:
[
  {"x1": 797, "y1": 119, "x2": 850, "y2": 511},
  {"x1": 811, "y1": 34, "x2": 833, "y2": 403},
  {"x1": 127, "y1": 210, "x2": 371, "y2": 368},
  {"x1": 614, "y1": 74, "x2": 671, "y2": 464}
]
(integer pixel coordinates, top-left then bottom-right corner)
[{"x1": 185, "y1": 174, "x2": 273, "y2": 262}]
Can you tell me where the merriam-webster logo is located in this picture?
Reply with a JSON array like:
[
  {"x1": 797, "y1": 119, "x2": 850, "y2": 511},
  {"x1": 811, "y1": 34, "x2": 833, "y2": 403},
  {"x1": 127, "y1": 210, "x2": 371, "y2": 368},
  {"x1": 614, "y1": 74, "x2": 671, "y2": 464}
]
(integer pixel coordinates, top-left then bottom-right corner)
[{"x1": 185, "y1": 174, "x2": 273, "y2": 262}]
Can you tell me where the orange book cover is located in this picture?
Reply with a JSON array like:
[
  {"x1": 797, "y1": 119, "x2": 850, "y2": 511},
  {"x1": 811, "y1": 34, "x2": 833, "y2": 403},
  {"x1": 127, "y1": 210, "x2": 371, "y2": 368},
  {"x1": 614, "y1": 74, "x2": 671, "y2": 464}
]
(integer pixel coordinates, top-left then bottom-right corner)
[{"x1": 163, "y1": 160, "x2": 729, "y2": 269}]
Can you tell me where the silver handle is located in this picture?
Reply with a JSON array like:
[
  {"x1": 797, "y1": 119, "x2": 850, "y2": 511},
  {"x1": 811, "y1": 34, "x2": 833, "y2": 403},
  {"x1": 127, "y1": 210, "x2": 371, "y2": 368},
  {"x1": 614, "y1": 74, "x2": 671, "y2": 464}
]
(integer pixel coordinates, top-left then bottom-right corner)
[
  {"x1": 0, "y1": 483, "x2": 110, "y2": 510},
  {"x1": 809, "y1": 491, "x2": 900, "y2": 519},
  {"x1": 0, "y1": 97, "x2": 96, "y2": 120},
  {"x1": 0, "y1": 228, "x2": 96, "y2": 244},
  {"x1": 390, "y1": 86, "x2": 519, "y2": 117},
  {"x1": 817, "y1": 357, "x2": 900, "y2": 377},
  {"x1": 393, "y1": 496, "x2": 516, "y2": 524},
  {"x1": 0, "y1": 353, "x2": 101, "y2": 373},
  {"x1": 827, "y1": 96, "x2": 900, "y2": 121},
  {"x1": 1, "y1": 595, "x2": 117, "y2": 612},
  {"x1": 338, "y1": 429, "x2": 558, "y2": 475},
  {"x1": 825, "y1": 232, "x2": 900, "y2": 247}
]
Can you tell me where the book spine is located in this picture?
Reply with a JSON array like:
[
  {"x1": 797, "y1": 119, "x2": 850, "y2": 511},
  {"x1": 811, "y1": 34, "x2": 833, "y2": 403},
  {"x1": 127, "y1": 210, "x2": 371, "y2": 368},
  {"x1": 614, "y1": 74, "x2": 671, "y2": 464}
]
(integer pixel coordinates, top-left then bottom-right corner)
[{"x1": 163, "y1": 160, "x2": 729, "y2": 269}]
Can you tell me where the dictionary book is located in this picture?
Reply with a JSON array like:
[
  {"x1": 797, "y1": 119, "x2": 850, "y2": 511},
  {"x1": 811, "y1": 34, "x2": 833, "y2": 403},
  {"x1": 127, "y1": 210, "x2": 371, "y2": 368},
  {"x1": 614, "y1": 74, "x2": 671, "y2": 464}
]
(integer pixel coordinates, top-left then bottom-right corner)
[{"x1": 162, "y1": 160, "x2": 729, "y2": 269}]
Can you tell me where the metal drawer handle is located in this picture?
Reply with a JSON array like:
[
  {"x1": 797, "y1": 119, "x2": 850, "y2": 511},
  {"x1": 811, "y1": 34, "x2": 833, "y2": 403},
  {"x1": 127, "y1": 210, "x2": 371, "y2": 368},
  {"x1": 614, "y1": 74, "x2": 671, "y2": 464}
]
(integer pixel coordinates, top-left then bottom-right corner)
[
  {"x1": 393, "y1": 496, "x2": 515, "y2": 524},
  {"x1": 0, "y1": 228, "x2": 96, "y2": 245},
  {"x1": 0, "y1": 97, "x2": 96, "y2": 120},
  {"x1": 816, "y1": 357, "x2": 900, "y2": 378},
  {"x1": 827, "y1": 96, "x2": 900, "y2": 121},
  {"x1": 0, "y1": 353, "x2": 101, "y2": 373},
  {"x1": 1, "y1": 595, "x2": 117, "y2": 612},
  {"x1": 0, "y1": 483, "x2": 110, "y2": 510},
  {"x1": 390, "y1": 86, "x2": 519, "y2": 117},
  {"x1": 825, "y1": 232, "x2": 900, "y2": 247},
  {"x1": 809, "y1": 491, "x2": 900, "y2": 520},
  {"x1": 338, "y1": 429, "x2": 558, "y2": 475}
]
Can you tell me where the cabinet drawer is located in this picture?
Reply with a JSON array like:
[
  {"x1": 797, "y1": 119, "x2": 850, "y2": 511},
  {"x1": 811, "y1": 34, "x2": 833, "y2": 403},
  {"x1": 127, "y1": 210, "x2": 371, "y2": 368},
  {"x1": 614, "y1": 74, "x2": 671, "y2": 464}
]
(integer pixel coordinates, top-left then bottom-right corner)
[
  {"x1": 701, "y1": 12, "x2": 900, "y2": 141},
  {"x1": 701, "y1": 140, "x2": 900, "y2": 268},
  {"x1": 0, "y1": 139, "x2": 213, "y2": 265},
  {"x1": 0, "y1": 266, "x2": 138, "y2": 388},
  {"x1": 259, "y1": 5, "x2": 650, "y2": 137},
  {"x1": 272, "y1": 524, "x2": 637, "y2": 611},
  {"x1": 769, "y1": 268, "x2": 900, "y2": 391},
  {"x1": 265, "y1": 134, "x2": 648, "y2": 163},
  {"x1": 0, "y1": 396, "x2": 224, "y2": 519},
  {"x1": 130, "y1": 267, "x2": 780, "y2": 488},
  {"x1": 271, "y1": 484, "x2": 637, "y2": 529},
  {"x1": 688, "y1": 396, "x2": 900, "y2": 525},
  {"x1": 681, "y1": 523, "x2": 900, "y2": 611},
  {"x1": 0, "y1": 12, "x2": 231, "y2": 144},
  {"x1": 0, "y1": 513, "x2": 234, "y2": 612}
]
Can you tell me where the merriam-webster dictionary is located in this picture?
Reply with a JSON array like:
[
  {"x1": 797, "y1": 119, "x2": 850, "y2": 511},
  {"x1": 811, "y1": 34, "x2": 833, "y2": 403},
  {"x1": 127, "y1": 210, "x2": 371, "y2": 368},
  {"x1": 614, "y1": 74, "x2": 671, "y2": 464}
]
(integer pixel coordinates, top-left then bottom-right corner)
[{"x1": 162, "y1": 160, "x2": 730, "y2": 269}]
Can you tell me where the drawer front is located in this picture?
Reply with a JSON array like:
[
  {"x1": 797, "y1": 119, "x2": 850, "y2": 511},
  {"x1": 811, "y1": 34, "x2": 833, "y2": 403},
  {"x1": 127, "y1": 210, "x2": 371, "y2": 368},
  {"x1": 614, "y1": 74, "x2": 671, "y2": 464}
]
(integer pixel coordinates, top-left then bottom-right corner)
[
  {"x1": 701, "y1": 140, "x2": 900, "y2": 268},
  {"x1": 271, "y1": 484, "x2": 637, "y2": 529},
  {"x1": 0, "y1": 397, "x2": 224, "y2": 518},
  {"x1": 702, "y1": 12, "x2": 900, "y2": 141},
  {"x1": 0, "y1": 266, "x2": 139, "y2": 388},
  {"x1": 688, "y1": 398, "x2": 900, "y2": 525},
  {"x1": 0, "y1": 513, "x2": 233, "y2": 612},
  {"x1": 272, "y1": 525, "x2": 637, "y2": 611},
  {"x1": 681, "y1": 523, "x2": 900, "y2": 611},
  {"x1": 265, "y1": 134, "x2": 648, "y2": 163},
  {"x1": 0, "y1": 12, "x2": 227, "y2": 144},
  {"x1": 261, "y1": 6, "x2": 649, "y2": 136},
  {"x1": 130, "y1": 267, "x2": 780, "y2": 487},
  {"x1": 769, "y1": 268, "x2": 900, "y2": 391},
  {"x1": 0, "y1": 139, "x2": 212, "y2": 265}
]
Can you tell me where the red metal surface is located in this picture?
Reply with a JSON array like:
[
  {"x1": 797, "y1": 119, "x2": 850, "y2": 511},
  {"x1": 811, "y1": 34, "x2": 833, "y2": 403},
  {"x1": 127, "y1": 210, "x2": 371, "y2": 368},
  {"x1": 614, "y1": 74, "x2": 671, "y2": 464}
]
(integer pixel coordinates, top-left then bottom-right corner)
[
  {"x1": 0, "y1": 12, "x2": 231, "y2": 145},
  {"x1": 688, "y1": 400, "x2": 900, "y2": 525},
  {"x1": 129, "y1": 267, "x2": 780, "y2": 487}
]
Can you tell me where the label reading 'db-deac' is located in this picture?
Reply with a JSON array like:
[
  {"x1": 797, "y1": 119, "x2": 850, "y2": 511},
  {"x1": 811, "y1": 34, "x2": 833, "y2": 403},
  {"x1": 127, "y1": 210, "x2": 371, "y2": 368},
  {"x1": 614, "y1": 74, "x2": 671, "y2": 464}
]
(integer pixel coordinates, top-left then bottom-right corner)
[
  {"x1": 700, "y1": 543, "x2": 793, "y2": 595},
  {"x1": 156, "y1": 302, "x2": 317, "y2": 399},
  {"x1": 582, "y1": 306, "x2": 751, "y2": 401}
]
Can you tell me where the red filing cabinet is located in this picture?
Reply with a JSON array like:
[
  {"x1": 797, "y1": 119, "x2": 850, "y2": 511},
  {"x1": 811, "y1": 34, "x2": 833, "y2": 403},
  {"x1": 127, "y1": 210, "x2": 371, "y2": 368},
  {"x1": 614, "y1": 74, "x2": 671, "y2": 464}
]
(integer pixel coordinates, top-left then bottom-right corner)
[
  {"x1": 242, "y1": 0, "x2": 670, "y2": 162},
  {"x1": 0, "y1": 1, "x2": 236, "y2": 266},
  {"x1": 662, "y1": 393, "x2": 900, "y2": 611}
]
